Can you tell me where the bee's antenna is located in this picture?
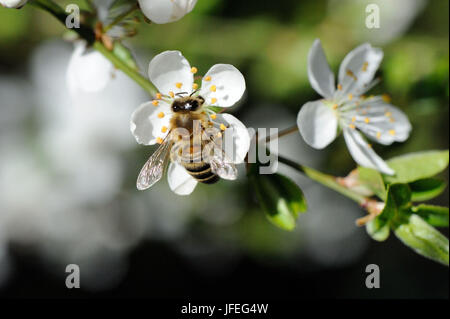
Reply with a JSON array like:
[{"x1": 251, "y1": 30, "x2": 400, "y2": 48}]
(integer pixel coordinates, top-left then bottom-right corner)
[
  {"x1": 175, "y1": 92, "x2": 189, "y2": 97},
  {"x1": 190, "y1": 89, "x2": 199, "y2": 97}
]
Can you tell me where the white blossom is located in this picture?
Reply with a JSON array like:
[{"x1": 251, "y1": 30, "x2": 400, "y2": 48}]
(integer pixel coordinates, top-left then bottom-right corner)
[
  {"x1": 297, "y1": 39, "x2": 412, "y2": 175},
  {"x1": 131, "y1": 51, "x2": 250, "y2": 195}
]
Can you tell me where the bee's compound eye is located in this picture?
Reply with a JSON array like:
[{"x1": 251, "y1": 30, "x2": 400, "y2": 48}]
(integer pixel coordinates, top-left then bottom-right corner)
[
  {"x1": 190, "y1": 100, "x2": 199, "y2": 110},
  {"x1": 172, "y1": 103, "x2": 180, "y2": 112}
]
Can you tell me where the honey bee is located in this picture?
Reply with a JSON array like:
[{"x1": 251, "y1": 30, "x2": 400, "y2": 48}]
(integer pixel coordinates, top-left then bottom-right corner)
[{"x1": 136, "y1": 93, "x2": 238, "y2": 191}]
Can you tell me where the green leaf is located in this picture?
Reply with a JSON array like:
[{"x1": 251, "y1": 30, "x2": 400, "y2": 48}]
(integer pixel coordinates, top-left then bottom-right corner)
[
  {"x1": 409, "y1": 178, "x2": 447, "y2": 202},
  {"x1": 250, "y1": 173, "x2": 307, "y2": 231},
  {"x1": 358, "y1": 167, "x2": 386, "y2": 200},
  {"x1": 394, "y1": 215, "x2": 449, "y2": 266},
  {"x1": 366, "y1": 184, "x2": 411, "y2": 241},
  {"x1": 384, "y1": 150, "x2": 449, "y2": 184},
  {"x1": 270, "y1": 174, "x2": 308, "y2": 217},
  {"x1": 411, "y1": 204, "x2": 449, "y2": 227},
  {"x1": 366, "y1": 218, "x2": 390, "y2": 241},
  {"x1": 385, "y1": 184, "x2": 412, "y2": 214}
]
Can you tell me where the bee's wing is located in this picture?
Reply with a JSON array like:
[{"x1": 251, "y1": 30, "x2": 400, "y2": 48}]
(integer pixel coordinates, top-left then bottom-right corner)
[
  {"x1": 207, "y1": 133, "x2": 238, "y2": 181},
  {"x1": 136, "y1": 138, "x2": 173, "y2": 190},
  {"x1": 210, "y1": 155, "x2": 238, "y2": 180}
]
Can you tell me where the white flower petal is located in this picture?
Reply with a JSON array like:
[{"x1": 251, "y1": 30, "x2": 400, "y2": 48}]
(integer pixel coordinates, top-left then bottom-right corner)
[
  {"x1": 0, "y1": 0, "x2": 27, "y2": 8},
  {"x1": 307, "y1": 39, "x2": 335, "y2": 99},
  {"x1": 297, "y1": 100, "x2": 338, "y2": 149},
  {"x1": 214, "y1": 114, "x2": 250, "y2": 164},
  {"x1": 130, "y1": 100, "x2": 172, "y2": 145},
  {"x1": 337, "y1": 43, "x2": 383, "y2": 96},
  {"x1": 343, "y1": 127, "x2": 394, "y2": 175},
  {"x1": 167, "y1": 162, "x2": 198, "y2": 195},
  {"x1": 138, "y1": 0, "x2": 197, "y2": 24},
  {"x1": 148, "y1": 50, "x2": 194, "y2": 95},
  {"x1": 343, "y1": 98, "x2": 412, "y2": 145},
  {"x1": 199, "y1": 64, "x2": 246, "y2": 107},
  {"x1": 66, "y1": 42, "x2": 114, "y2": 94}
]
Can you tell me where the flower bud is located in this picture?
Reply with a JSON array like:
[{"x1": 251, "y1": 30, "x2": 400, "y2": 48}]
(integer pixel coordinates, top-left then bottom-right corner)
[
  {"x1": 250, "y1": 172, "x2": 307, "y2": 231},
  {"x1": 0, "y1": 0, "x2": 27, "y2": 8}
]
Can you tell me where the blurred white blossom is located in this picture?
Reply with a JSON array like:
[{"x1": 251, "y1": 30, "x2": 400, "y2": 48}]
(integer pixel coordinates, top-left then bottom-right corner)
[
  {"x1": 138, "y1": 0, "x2": 197, "y2": 24},
  {"x1": 328, "y1": 0, "x2": 426, "y2": 45},
  {"x1": 66, "y1": 41, "x2": 115, "y2": 95},
  {"x1": 0, "y1": 0, "x2": 27, "y2": 8},
  {"x1": 0, "y1": 41, "x2": 148, "y2": 289}
]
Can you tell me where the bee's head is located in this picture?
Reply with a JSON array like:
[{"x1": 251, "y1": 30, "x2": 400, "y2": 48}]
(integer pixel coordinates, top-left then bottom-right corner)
[{"x1": 171, "y1": 96, "x2": 205, "y2": 113}]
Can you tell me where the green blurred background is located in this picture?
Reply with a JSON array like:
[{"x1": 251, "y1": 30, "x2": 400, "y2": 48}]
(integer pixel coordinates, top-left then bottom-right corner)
[{"x1": 0, "y1": 0, "x2": 448, "y2": 298}]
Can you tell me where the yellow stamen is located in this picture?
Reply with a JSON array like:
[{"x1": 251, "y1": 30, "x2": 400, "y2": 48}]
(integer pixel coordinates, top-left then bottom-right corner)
[
  {"x1": 169, "y1": 91, "x2": 175, "y2": 98},
  {"x1": 348, "y1": 93, "x2": 353, "y2": 100},
  {"x1": 389, "y1": 117, "x2": 395, "y2": 123},
  {"x1": 210, "y1": 114, "x2": 217, "y2": 120},
  {"x1": 349, "y1": 124, "x2": 356, "y2": 129},
  {"x1": 190, "y1": 67, "x2": 198, "y2": 74},
  {"x1": 157, "y1": 112, "x2": 165, "y2": 118},
  {"x1": 192, "y1": 83, "x2": 199, "y2": 90},
  {"x1": 376, "y1": 132, "x2": 381, "y2": 139},
  {"x1": 382, "y1": 94, "x2": 391, "y2": 103},
  {"x1": 156, "y1": 137, "x2": 164, "y2": 144},
  {"x1": 389, "y1": 129, "x2": 396, "y2": 136},
  {"x1": 332, "y1": 103, "x2": 338, "y2": 110},
  {"x1": 362, "y1": 61, "x2": 368, "y2": 72},
  {"x1": 152, "y1": 100, "x2": 159, "y2": 106},
  {"x1": 161, "y1": 126, "x2": 168, "y2": 133},
  {"x1": 367, "y1": 143, "x2": 372, "y2": 148},
  {"x1": 156, "y1": 93, "x2": 162, "y2": 99},
  {"x1": 337, "y1": 84, "x2": 343, "y2": 90},
  {"x1": 364, "y1": 117, "x2": 370, "y2": 123},
  {"x1": 210, "y1": 85, "x2": 217, "y2": 92},
  {"x1": 220, "y1": 123, "x2": 227, "y2": 131},
  {"x1": 385, "y1": 111, "x2": 392, "y2": 117},
  {"x1": 351, "y1": 117, "x2": 356, "y2": 123},
  {"x1": 204, "y1": 76, "x2": 211, "y2": 81},
  {"x1": 175, "y1": 82, "x2": 183, "y2": 89},
  {"x1": 211, "y1": 98, "x2": 217, "y2": 104},
  {"x1": 346, "y1": 69, "x2": 357, "y2": 81}
]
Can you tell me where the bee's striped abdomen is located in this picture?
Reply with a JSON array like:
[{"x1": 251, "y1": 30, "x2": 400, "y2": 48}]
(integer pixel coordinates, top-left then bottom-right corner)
[
  {"x1": 170, "y1": 125, "x2": 219, "y2": 184},
  {"x1": 183, "y1": 162, "x2": 219, "y2": 184}
]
